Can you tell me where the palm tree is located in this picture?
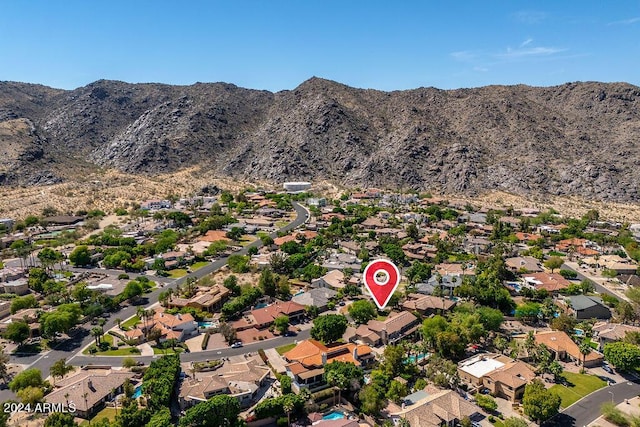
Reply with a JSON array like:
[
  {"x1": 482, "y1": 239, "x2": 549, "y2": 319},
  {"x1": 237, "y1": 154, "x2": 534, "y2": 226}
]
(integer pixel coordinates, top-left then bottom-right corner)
[
  {"x1": 283, "y1": 399, "x2": 294, "y2": 427},
  {"x1": 579, "y1": 340, "x2": 592, "y2": 369},
  {"x1": 115, "y1": 318, "x2": 122, "y2": 330},
  {"x1": 91, "y1": 327, "x2": 103, "y2": 346},
  {"x1": 98, "y1": 318, "x2": 106, "y2": 335}
]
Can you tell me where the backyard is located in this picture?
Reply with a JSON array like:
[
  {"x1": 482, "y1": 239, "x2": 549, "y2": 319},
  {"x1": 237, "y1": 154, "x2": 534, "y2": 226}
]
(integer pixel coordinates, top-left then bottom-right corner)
[{"x1": 549, "y1": 372, "x2": 607, "y2": 408}]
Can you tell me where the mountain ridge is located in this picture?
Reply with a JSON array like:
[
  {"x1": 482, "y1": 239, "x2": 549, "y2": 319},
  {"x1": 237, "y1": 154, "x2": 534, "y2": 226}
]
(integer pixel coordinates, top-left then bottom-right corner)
[{"x1": 0, "y1": 78, "x2": 639, "y2": 201}]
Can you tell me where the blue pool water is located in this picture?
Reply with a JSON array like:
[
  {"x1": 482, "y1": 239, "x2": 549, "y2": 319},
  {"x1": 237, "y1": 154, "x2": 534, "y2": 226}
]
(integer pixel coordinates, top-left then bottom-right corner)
[
  {"x1": 255, "y1": 303, "x2": 268, "y2": 309},
  {"x1": 133, "y1": 385, "x2": 142, "y2": 398},
  {"x1": 198, "y1": 321, "x2": 215, "y2": 328},
  {"x1": 405, "y1": 353, "x2": 429, "y2": 364},
  {"x1": 294, "y1": 291, "x2": 305, "y2": 296},
  {"x1": 322, "y1": 411, "x2": 345, "y2": 420},
  {"x1": 574, "y1": 329, "x2": 584, "y2": 336}
]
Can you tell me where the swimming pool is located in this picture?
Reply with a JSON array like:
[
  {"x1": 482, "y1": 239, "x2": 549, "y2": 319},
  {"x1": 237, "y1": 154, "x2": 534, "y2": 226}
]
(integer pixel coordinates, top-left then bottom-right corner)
[
  {"x1": 198, "y1": 321, "x2": 216, "y2": 328},
  {"x1": 322, "y1": 411, "x2": 345, "y2": 420},
  {"x1": 255, "y1": 303, "x2": 269, "y2": 309},
  {"x1": 405, "y1": 353, "x2": 429, "y2": 364},
  {"x1": 132, "y1": 385, "x2": 142, "y2": 398}
]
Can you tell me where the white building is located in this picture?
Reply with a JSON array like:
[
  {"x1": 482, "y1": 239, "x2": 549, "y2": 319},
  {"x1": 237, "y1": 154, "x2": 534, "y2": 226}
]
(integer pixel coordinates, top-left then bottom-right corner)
[{"x1": 283, "y1": 182, "x2": 311, "y2": 193}]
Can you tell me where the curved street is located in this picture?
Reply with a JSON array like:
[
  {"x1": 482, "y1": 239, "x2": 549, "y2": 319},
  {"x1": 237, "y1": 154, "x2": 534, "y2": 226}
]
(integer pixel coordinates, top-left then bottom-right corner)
[{"x1": 1, "y1": 202, "x2": 309, "y2": 402}]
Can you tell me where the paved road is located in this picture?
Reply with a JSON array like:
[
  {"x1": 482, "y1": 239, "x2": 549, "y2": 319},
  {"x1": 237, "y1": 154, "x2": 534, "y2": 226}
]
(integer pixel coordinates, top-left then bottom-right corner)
[
  {"x1": 545, "y1": 380, "x2": 640, "y2": 427},
  {"x1": 1, "y1": 202, "x2": 308, "y2": 402},
  {"x1": 561, "y1": 262, "x2": 618, "y2": 298},
  {"x1": 70, "y1": 329, "x2": 311, "y2": 366}
]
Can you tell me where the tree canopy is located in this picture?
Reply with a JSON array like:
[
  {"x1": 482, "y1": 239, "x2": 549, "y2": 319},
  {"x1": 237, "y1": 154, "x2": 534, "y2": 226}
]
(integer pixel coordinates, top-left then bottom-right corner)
[{"x1": 310, "y1": 314, "x2": 348, "y2": 343}]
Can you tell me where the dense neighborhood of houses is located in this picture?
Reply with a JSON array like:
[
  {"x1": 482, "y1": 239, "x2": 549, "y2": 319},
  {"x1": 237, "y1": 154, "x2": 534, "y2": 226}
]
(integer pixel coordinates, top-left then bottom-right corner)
[{"x1": 1, "y1": 185, "x2": 640, "y2": 427}]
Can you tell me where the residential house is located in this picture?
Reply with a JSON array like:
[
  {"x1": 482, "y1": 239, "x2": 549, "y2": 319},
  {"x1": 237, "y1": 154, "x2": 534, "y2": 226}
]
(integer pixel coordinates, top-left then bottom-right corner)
[
  {"x1": 0, "y1": 267, "x2": 25, "y2": 283},
  {"x1": 312, "y1": 269, "x2": 347, "y2": 289},
  {"x1": 561, "y1": 295, "x2": 612, "y2": 320},
  {"x1": 523, "y1": 272, "x2": 571, "y2": 293},
  {"x1": 0, "y1": 308, "x2": 41, "y2": 336},
  {"x1": 593, "y1": 322, "x2": 640, "y2": 350},
  {"x1": 0, "y1": 302, "x2": 10, "y2": 319},
  {"x1": 338, "y1": 240, "x2": 360, "y2": 255},
  {"x1": 166, "y1": 284, "x2": 230, "y2": 313},
  {"x1": 505, "y1": 256, "x2": 543, "y2": 273},
  {"x1": 458, "y1": 353, "x2": 536, "y2": 401},
  {"x1": 45, "y1": 368, "x2": 135, "y2": 419},
  {"x1": 424, "y1": 273, "x2": 465, "y2": 296},
  {"x1": 386, "y1": 387, "x2": 481, "y2": 427},
  {"x1": 353, "y1": 311, "x2": 420, "y2": 346},
  {"x1": 178, "y1": 356, "x2": 270, "y2": 409},
  {"x1": 250, "y1": 300, "x2": 306, "y2": 329},
  {"x1": 519, "y1": 330, "x2": 603, "y2": 367},
  {"x1": 283, "y1": 339, "x2": 374, "y2": 393},
  {"x1": 1, "y1": 278, "x2": 29, "y2": 295},
  {"x1": 127, "y1": 309, "x2": 197, "y2": 343},
  {"x1": 514, "y1": 232, "x2": 543, "y2": 244},
  {"x1": 292, "y1": 287, "x2": 337, "y2": 312},
  {"x1": 402, "y1": 294, "x2": 456, "y2": 316},
  {"x1": 140, "y1": 199, "x2": 172, "y2": 210}
]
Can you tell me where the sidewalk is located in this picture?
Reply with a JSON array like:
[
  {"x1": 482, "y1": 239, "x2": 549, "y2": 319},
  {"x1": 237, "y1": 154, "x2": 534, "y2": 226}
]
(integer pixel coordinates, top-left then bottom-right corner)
[{"x1": 264, "y1": 348, "x2": 288, "y2": 374}]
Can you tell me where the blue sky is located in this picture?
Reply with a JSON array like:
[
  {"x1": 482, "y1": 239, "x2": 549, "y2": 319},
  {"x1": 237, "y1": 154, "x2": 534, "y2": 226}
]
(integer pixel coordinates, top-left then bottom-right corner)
[{"x1": 1, "y1": 1, "x2": 639, "y2": 91}]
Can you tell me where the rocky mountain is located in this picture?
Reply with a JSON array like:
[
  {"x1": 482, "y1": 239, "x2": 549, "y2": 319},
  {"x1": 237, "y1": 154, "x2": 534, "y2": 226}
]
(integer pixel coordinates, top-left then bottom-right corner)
[{"x1": 0, "y1": 78, "x2": 639, "y2": 201}]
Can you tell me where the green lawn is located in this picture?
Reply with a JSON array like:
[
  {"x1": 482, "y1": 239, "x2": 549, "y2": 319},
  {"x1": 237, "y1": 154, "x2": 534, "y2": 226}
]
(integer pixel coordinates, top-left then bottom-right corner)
[
  {"x1": 168, "y1": 268, "x2": 188, "y2": 278},
  {"x1": 152, "y1": 346, "x2": 185, "y2": 355},
  {"x1": 120, "y1": 315, "x2": 140, "y2": 330},
  {"x1": 275, "y1": 221, "x2": 289, "y2": 228},
  {"x1": 84, "y1": 346, "x2": 142, "y2": 356},
  {"x1": 276, "y1": 343, "x2": 296, "y2": 355},
  {"x1": 549, "y1": 372, "x2": 607, "y2": 408},
  {"x1": 191, "y1": 261, "x2": 209, "y2": 271},
  {"x1": 82, "y1": 407, "x2": 118, "y2": 425}
]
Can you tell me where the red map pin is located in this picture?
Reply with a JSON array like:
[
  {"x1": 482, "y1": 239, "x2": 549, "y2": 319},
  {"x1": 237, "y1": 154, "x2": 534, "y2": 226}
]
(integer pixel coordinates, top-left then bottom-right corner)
[{"x1": 363, "y1": 259, "x2": 401, "y2": 310}]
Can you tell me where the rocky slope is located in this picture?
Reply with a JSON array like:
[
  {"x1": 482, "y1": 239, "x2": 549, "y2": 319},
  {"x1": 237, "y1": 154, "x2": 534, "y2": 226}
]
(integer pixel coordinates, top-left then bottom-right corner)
[{"x1": 0, "y1": 78, "x2": 638, "y2": 201}]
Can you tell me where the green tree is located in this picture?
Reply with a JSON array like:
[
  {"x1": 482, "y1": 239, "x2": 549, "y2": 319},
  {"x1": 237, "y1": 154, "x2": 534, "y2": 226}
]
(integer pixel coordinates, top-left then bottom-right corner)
[
  {"x1": 3, "y1": 321, "x2": 30, "y2": 346},
  {"x1": 122, "y1": 280, "x2": 144, "y2": 301},
  {"x1": 422, "y1": 315, "x2": 449, "y2": 349},
  {"x1": 179, "y1": 394, "x2": 242, "y2": 427},
  {"x1": 9, "y1": 368, "x2": 43, "y2": 392},
  {"x1": 386, "y1": 380, "x2": 408, "y2": 404},
  {"x1": 523, "y1": 378, "x2": 561, "y2": 423},
  {"x1": 17, "y1": 386, "x2": 44, "y2": 405},
  {"x1": 348, "y1": 299, "x2": 377, "y2": 324},
  {"x1": 544, "y1": 256, "x2": 564, "y2": 273},
  {"x1": 603, "y1": 341, "x2": 640, "y2": 372},
  {"x1": 359, "y1": 384, "x2": 385, "y2": 415},
  {"x1": 382, "y1": 345, "x2": 406, "y2": 377},
  {"x1": 69, "y1": 245, "x2": 91, "y2": 267},
  {"x1": 228, "y1": 255, "x2": 250, "y2": 273},
  {"x1": 310, "y1": 314, "x2": 348, "y2": 343},
  {"x1": 406, "y1": 261, "x2": 432, "y2": 284},
  {"x1": 44, "y1": 412, "x2": 78, "y2": 427},
  {"x1": 274, "y1": 315, "x2": 290, "y2": 335},
  {"x1": 38, "y1": 247, "x2": 63, "y2": 271},
  {"x1": 259, "y1": 268, "x2": 277, "y2": 297},
  {"x1": 147, "y1": 408, "x2": 172, "y2": 427},
  {"x1": 10, "y1": 294, "x2": 38, "y2": 314},
  {"x1": 475, "y1": 393, "x2": 498, "y2": 412},
  {"x1": 49, "y1": 358, "x2": 73, "y2": 385},
  {"x1": 40, "y1": 303, "x2": 83, "y2": 338},
  {"x1": 476, "y1": 307, "x2": 504, "y2": 331}
]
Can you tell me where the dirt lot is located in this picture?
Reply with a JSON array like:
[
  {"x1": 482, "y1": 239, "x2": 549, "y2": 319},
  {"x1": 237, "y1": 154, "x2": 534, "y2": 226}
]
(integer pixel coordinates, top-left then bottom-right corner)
[{"x1": 0, "y1": 167, "x2": 638, "y2": 222}]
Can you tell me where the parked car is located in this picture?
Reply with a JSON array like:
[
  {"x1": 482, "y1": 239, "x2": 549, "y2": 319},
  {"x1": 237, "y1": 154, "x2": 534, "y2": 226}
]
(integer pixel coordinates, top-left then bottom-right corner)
[
  {"x1": 231, "y1": 342, "x2": 243, "y2": 348},
  {"x1": 603, "y1": 364, "x2": 614, "y2": 374}
]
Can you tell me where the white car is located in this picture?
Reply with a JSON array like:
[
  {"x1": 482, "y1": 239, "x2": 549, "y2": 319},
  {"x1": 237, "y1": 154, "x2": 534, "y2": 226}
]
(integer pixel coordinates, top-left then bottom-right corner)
[{"x1": 231, "y1": 342, "x2": 243, "y2": 348}]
